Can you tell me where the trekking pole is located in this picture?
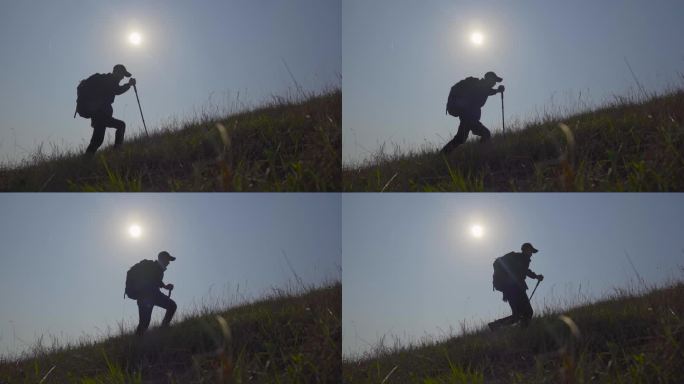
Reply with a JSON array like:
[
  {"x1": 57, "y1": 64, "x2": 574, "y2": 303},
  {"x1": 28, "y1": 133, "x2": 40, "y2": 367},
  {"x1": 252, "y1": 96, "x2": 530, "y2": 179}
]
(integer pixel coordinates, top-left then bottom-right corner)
[
  {"x1": 133, "y1": 84, "x2": 150, "y2": 138},
  {"x1": 167, "y1": 287, "x2": 172, "y2": 298},
  {"x1": 529, "y1": 279, "x2": 541, "y2": 300},
  {"x1": 500, "y1": 91, "x2": 505, "y2": 136}
]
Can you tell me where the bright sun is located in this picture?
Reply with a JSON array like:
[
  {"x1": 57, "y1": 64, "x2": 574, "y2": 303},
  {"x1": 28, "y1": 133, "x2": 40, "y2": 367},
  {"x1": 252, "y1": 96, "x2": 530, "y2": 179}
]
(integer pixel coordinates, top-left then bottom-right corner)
[
  {"x1": 470, "y1": 224, "x2": 484, "y2": 238},
  {"x1": 470, "y1": 31, "x2": 484, "y2": 46},
  {"x1": 128, "y1": 224, "x2": 142, "y2": 238},
  {"x1": 128, "y1": 32, "x2": 142, "y2": 46}
]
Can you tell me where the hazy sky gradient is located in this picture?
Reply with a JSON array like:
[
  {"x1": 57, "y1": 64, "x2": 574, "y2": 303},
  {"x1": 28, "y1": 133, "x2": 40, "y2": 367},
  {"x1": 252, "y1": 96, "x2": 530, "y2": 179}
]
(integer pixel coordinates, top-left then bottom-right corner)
[
  {"x1": 0, "y1": 193, "x2": 340, "y2": 358},
  {"x1": 342, "y1": 193, "x2": 684, "y2": 358},
  {"x1": 0, "y1": 0, "x2": 340, "y2": 164},
  {"x1": 343, "y1": 0, "x2": 684, "y2": 164}
]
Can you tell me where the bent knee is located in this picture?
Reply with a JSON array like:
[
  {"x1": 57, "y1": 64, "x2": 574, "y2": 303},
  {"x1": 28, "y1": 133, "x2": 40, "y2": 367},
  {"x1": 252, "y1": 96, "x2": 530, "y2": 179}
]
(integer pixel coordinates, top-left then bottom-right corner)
[
  {"x1": 454, "y1": 132, "x2": 468, "y2": 144},
  {"x1": 111, "y1": 120, "x2": 125, "y2": 130},
  {"x1": 169, "y1": 300, "x2": 177, "y2": 310}
]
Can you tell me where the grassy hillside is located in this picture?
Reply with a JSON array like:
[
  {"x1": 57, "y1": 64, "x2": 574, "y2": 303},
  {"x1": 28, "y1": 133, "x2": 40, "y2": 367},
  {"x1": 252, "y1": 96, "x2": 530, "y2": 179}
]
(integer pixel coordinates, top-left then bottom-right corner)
[
  {"x1": 0, "y1": 282, "x2": 340, "y2": 383},
  {"x1": 343, "y1": 90, "x2": 684, "y2": 191},
  {"x1": 0, "y1": 90, "x2": 340, "y2": 192},
  {"x1": 343, "y1": 281, "x2": 684, "y2": 383}
]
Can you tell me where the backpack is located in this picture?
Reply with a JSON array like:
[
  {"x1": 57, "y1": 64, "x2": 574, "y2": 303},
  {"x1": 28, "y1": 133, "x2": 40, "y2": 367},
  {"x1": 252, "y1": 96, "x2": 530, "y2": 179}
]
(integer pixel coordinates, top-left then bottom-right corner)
[
  {"x1": 492, "y1": 252, "x2": 516, "y2": 292},
  {"x1": 446, "y1": 77, "x2": 478, "y2": 116},
  {"x1": 124, "y1": 259, "x2": 157, "y2": 300},
  {"x1": 75, "y1": 73, "x2": 110, "y2": 118}
]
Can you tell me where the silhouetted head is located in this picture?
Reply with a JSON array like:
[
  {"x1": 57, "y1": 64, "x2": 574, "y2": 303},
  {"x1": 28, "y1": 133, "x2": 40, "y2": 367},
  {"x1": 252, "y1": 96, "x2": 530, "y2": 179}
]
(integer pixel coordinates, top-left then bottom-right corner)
[
  {"x1": 521, "y1": 242, "x2": 538, "y2": 257},
  {"x1": 482, "y1": 71, "x2": 503, "y2": 88},
  {"x1": 112, "y1": 64, "x2": 132, "y2": 82},
  {"x1": 158, "y1": 251, "x2": 176, "y2": 268}
]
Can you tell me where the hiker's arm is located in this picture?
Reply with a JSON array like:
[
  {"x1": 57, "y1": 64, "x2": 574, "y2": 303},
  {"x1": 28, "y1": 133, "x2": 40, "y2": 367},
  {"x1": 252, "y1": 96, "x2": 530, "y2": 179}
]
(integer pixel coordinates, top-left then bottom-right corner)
[
  {"x1": 488, "y1": 85, "x2": 504, "y2": 96},
  {"x1": 114, "y1": 78, "x2": 135, "y2": 95},
  {"x1": 114, "y1": 83, "x2": 132, "y2": 95},
  {"x1": 527, "y1": 270, "x2": 544, "y2": 280},
  {"x1": 159, "y1": 276, "x2": 173, "y2": 290}
]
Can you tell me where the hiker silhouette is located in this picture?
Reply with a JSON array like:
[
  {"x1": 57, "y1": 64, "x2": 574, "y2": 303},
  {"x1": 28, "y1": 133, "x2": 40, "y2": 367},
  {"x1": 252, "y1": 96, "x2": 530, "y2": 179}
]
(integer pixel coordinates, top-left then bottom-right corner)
[
  {"x1": 125, "y1": 251, "x2": 177, "y2": 336},
  {"x1": 442, "y1": 71, "x2": 504, "y2": 154},
  {"x1": 488, "y1": 242, "x2": 544, "y2": 330},
  {"x1": 75, "y1": 64, "x2": 136, "y2": 155}
]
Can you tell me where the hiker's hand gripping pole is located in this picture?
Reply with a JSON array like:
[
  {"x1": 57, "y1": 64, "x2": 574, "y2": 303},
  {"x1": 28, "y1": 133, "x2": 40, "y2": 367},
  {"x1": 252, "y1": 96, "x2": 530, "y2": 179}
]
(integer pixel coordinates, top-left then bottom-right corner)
[
  {"x1": 165, "y1": 283, "x2": 174, "y2": 298},
  {"x1": 133, "y1": 84, "x2": 150, "y2": 138}
]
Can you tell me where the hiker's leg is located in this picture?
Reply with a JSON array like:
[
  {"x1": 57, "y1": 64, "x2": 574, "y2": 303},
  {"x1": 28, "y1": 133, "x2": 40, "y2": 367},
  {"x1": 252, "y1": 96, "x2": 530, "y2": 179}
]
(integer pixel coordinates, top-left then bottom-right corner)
[
  {"x1": 509, "y1": 288, "x2": 532, "y2": 326},
  {"x1": 106, "y1": 117, "x2": 126, "y2": 148},
  {"x1": 441, "y1": 120, "x2": 470, "y2": 154},
  {"x1": 136, "y1": 300, "x2": 153, "y2": 336},
  {"x1": 471, "y1": 121, "x2": 491, "y2": 143},
  {"x1": 507, "y1": 288, "x2": 523, "y2": 324},
  {"x1": 86, "y1": 127, "x2": 106, "y2": 154},
  {"x1": 86, "y1": 116, "x2": 106, "y2": 154},
  {"x1": 518, "y1": 293, "x2": 533, "y2": 327},
  {"x1": 500, "y1": 298, "x2": 522, "y2": 326},
  {"x1": 489, "y1": 288, "x2": 517, "y2": 330},
  {"x1": 161, "y1": 300, "x2": 177, "y2": 327},
  {"x1": 151, "y1": 290, "x2": 177, "y2": 327}
]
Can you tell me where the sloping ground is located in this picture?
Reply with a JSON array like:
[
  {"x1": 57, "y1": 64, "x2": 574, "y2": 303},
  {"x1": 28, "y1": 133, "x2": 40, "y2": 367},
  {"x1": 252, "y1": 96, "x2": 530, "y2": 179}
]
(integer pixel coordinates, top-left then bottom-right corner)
[
  {"x1": 0, "y1": 283, "x2": 341, "y2": 383},
  {"x1": 343, "y1": 90, "x2": 684, "y2": 191},
  {"x1": 343, "y1": 282, "x2": 684, "y2": 383},
  {"x1": 0, "y1": 90, "x2": 340, "y2": 192}
]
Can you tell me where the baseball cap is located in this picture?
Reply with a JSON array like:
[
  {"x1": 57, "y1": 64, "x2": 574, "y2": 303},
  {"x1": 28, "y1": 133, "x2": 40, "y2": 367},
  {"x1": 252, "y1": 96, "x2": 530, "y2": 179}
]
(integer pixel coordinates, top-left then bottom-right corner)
[
  {"x1": 158, "y1": 251, "x2": 176, "y2": 261},
  {"x1": 484, "y1": 71, "x2": 503, "y2": 82},
  {"x1": 113, "y1": 64, "x2": 132, "y2": 78},
  {"x1": 521, "y1": 242, "x2": 538, "y2": 253}
]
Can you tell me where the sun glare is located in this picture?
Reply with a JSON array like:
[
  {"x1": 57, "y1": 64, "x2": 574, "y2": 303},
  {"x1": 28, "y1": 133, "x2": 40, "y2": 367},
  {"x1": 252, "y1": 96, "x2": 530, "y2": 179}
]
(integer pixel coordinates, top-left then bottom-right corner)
[
  {"x1": 470, "y1": 224, "x2": 484, "y2": 238},
  {"x1": 470, "y1": 31, "x2": 484, "y2": 46},
  {"x1": 128, "y1": 32, "x2": 142, "y2": 46},
  {"x1": 128, "y1": 224, "x2": 142, "y2": 238}
]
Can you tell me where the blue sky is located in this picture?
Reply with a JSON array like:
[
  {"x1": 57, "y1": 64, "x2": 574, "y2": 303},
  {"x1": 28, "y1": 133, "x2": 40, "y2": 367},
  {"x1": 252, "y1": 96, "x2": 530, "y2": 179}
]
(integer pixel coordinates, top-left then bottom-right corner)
[
  {"x1": 0, "y1": 0, "x2": 340, "y2": 164},
  {"x1": 342, "y1": 193, "x2": 684, "y2": 358},
  {"x1": 0, "y1": 193, "x2": 341, "y2": 358},
  {"x1": 343, "y1": 0, "x2": 684, "y2": 164}
]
